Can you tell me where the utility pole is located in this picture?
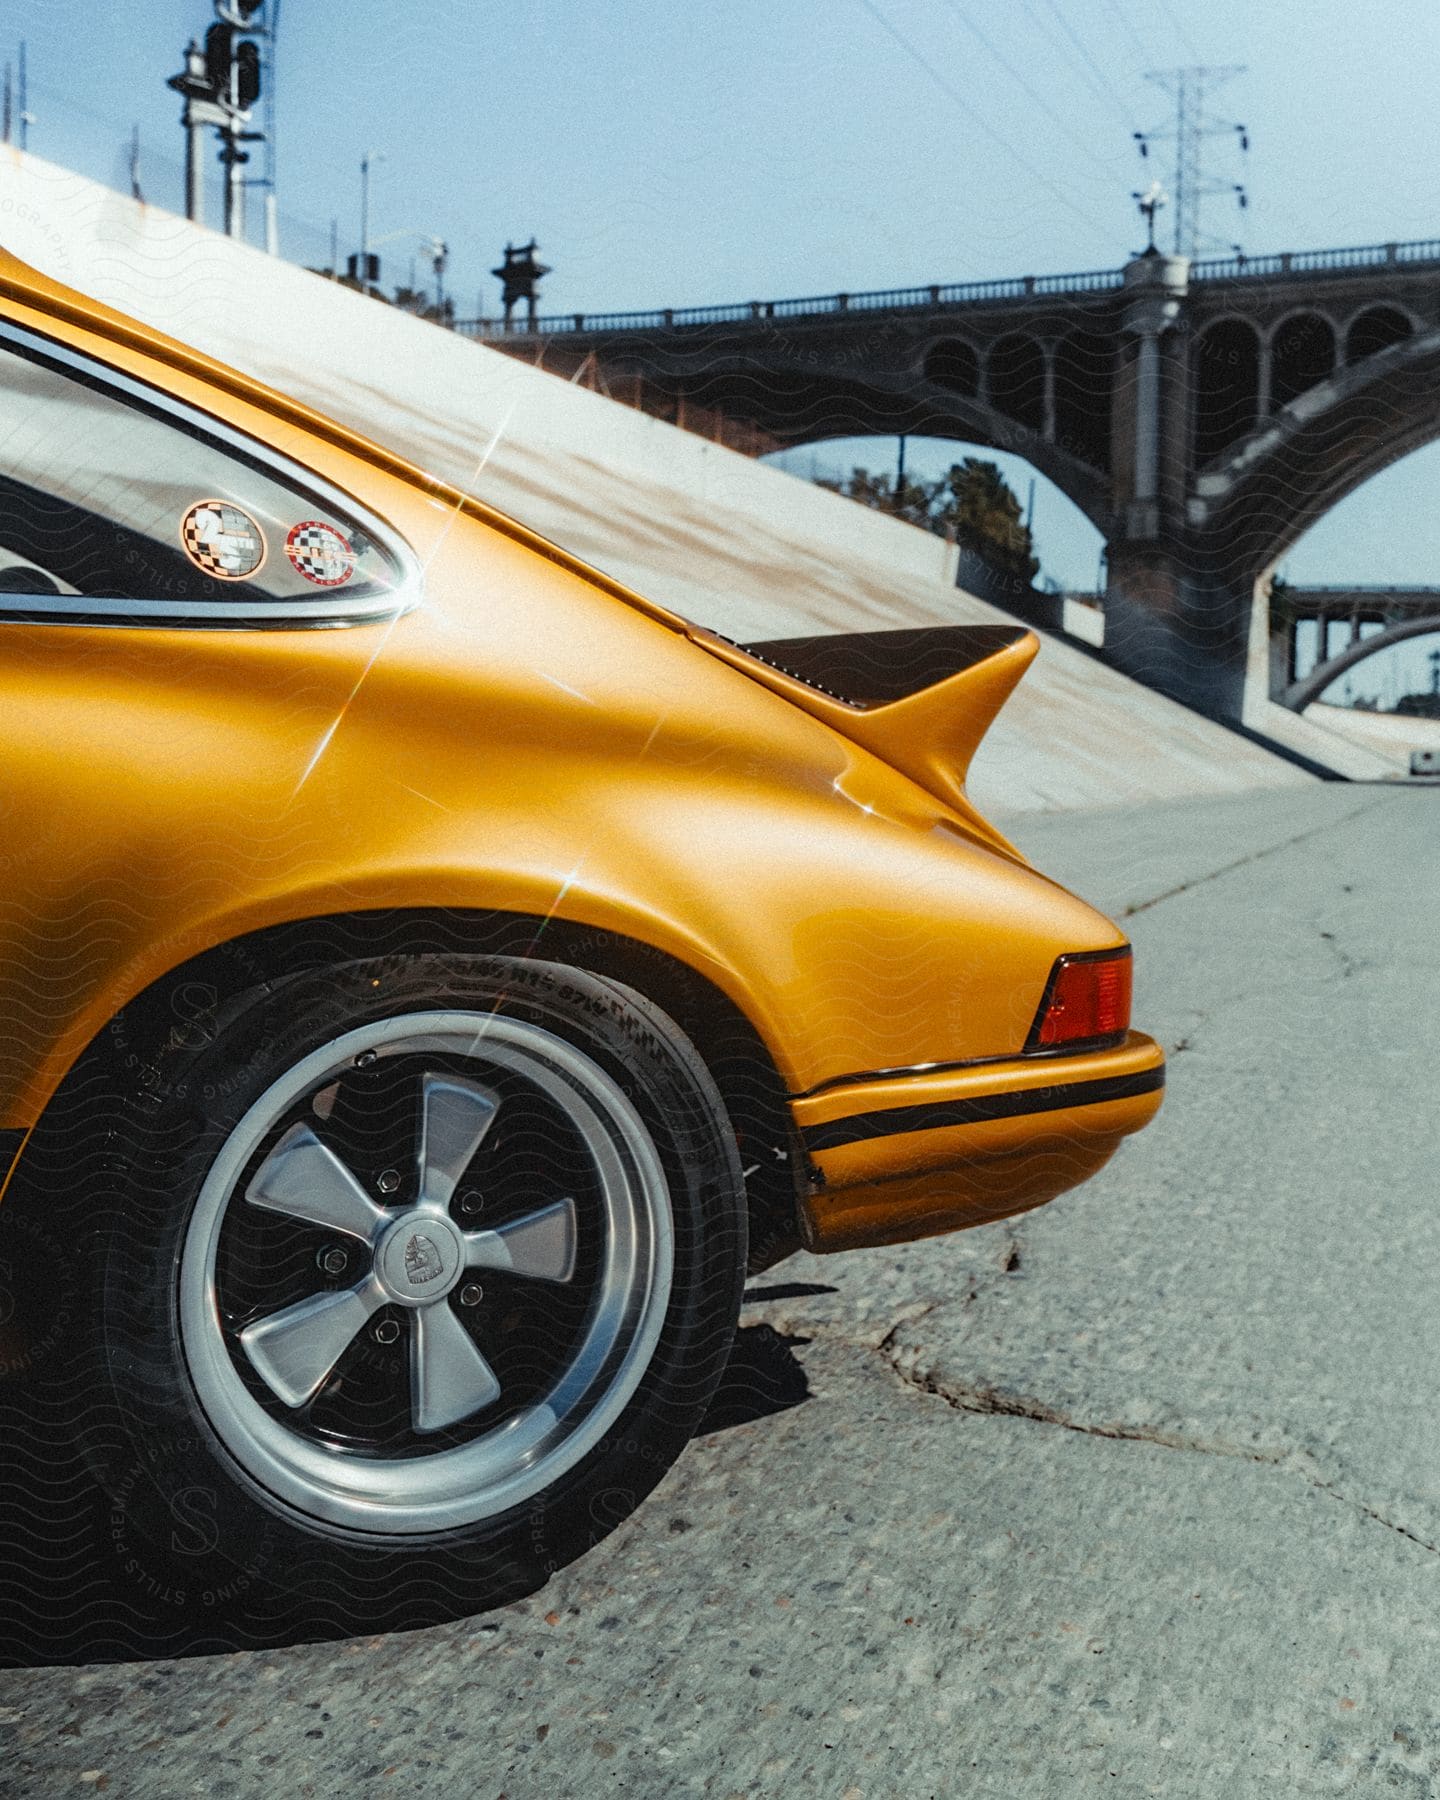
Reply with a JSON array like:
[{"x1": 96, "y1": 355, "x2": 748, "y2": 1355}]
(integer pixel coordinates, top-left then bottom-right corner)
[
  {"x1": 169, "y1": 39, "x2": 211, "y2": 225},
  {"x1": 1134, "y1": 66, "x2": 1248, "y2": 259},
  {"x1": 352, "y1": 150, "x2": 386, "y2": 291},
  {"x1": 17, "y1": 41, "x2": 29, "y2": 151},
  {"x1": 4, "y1": 42, "x2": 36, "y2": 151},
  {"x1": 129, "y1": 125, "x2": 143, "y2": 203},
  {"x1": 260, "y1": 0, "x2": 280, "y2": 253}
]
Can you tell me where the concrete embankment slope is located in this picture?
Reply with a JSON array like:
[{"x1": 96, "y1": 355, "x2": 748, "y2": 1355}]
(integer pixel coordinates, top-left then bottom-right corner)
[{"x1": 1, "y1": 150, "x2": 1315, "y2": 815}]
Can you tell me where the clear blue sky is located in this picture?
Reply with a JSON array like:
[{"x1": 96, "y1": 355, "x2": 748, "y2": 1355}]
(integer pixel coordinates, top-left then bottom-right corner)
[{"x1": 9, "y1": 0, "x2": 1440, "y2": 697}]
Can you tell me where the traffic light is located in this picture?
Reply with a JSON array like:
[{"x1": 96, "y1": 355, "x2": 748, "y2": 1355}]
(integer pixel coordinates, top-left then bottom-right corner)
[
  {"x1": 203, "y1": 21, "x2": 235, "y2": 94},
  {"x1": 203, "y1": 19, "x2": 261, "y2": 110},
  {"x1": 235, "y1": 39, "x2": 260, "y2": 108}
]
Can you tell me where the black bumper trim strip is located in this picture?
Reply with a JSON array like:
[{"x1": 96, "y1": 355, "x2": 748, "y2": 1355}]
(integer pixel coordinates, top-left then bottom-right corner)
[{"x1": 802, "y1": 1065, "x2": 1166, "y2": 1153}]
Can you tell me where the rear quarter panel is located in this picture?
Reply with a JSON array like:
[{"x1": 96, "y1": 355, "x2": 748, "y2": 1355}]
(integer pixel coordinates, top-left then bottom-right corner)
[{"x1": 0, "y1": 309, "x2": 1124, "y2": 1125}]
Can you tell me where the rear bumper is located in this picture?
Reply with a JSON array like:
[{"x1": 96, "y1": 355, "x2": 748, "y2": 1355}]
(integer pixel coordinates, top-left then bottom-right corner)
[{"x1": 791, "y1": 1031, "x2": 1165, "y2": 1252}]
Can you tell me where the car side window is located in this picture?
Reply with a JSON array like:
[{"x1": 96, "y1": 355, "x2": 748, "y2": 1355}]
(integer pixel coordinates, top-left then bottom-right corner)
[{"x1": 0, "y1": 338, "x2": 404, "y2": 612}]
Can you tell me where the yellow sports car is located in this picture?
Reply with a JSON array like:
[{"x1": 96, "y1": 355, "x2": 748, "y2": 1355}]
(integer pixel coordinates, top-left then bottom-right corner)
[{"x1": 0, "y1": 249, "x2": 1162, "y2": 1620}]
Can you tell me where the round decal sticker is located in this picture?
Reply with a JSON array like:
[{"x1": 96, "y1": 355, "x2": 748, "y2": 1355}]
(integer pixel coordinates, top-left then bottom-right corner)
[
  {"x1": 179, "y1": 499, "x2": 266, "y2": 581},
  {"x1": 285, "y1": 520, "x2": 356, "y2": 588}
]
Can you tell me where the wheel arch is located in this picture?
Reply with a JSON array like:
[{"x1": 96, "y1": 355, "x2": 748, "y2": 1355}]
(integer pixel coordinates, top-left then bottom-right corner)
[{"x1": 7, "y1": 905, "x2": 804, "y2": 1273}]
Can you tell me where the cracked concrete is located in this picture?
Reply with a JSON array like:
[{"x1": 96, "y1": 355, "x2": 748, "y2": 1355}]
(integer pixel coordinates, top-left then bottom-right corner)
[
  {"x1": 875, "y1": 1337, "x2": 1440, "y2": 1560},
  {"x1": 2, "y1": 784, "x2": 1437, "y2": 1798},
  {"x1": 1115, "y1": 793, "x2": 1390, "y2": 917}
]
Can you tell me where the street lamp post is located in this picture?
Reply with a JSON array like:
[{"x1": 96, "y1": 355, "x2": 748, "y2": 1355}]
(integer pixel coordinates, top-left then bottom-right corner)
[
  {"x1": 1132, "y1": 179, "x2": 1168, "y2": 254},
  {"x1": 359, "y1": 150, "x2": 386, "y2": 290},
  {"x1": 363, "y1": 230, "x2": 449, "y2": 318},
  {"x1": 17, "y1": 41, "x2": 32, "y2": 151}
]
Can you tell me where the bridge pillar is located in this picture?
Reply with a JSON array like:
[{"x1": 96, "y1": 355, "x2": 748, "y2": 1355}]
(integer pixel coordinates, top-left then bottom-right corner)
[
  {"x1": 1110, "y1": 252, "x2": 1189, "y2": 539},
  {"x1": 1101, "y1": 252, "x2": 1249, "y2": 719}
]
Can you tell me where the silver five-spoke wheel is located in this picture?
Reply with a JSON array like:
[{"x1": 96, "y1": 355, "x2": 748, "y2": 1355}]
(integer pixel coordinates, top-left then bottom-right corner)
[{"x1": 179, "y1": 1011, "x2": 674, "y2": 1539}]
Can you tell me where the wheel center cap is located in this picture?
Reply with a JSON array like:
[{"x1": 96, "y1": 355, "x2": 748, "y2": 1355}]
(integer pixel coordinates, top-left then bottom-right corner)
[{"x1": 376, "y1": 1210, "x2": 465, "y2": 1307}]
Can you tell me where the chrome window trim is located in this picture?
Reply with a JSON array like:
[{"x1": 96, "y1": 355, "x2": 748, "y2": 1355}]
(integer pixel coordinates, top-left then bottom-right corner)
[{"x1": 0, "y1": 318, "x2": 423, "y2": 630}]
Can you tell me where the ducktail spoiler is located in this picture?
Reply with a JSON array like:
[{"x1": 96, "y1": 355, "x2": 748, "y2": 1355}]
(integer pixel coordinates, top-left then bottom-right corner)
[{"x1": 689, "y1": 623, "x2": 1039, "y2": 814}]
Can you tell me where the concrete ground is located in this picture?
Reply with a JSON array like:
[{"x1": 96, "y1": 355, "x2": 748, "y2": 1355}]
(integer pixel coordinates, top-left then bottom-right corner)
[{"x1": 2, "y1": 782, "x2": 1437, "y2": 1798}]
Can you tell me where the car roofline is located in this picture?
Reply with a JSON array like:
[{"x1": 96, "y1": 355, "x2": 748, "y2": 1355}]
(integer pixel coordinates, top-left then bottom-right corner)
[{"x1": 0, "y1": 248, "x2": 692, "y2": 639}]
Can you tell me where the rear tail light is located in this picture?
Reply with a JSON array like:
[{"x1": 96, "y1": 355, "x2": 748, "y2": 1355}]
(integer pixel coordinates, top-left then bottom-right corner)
[{"x1": 1026, "y1": 947, "x2": 1132, "y2": 1052}]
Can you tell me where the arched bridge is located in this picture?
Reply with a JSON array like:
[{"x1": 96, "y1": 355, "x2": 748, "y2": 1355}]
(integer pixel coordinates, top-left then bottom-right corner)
[
  {"x1": 463, "y1": 238, "x2": 1440, "y2": 721},
  {"x1": 1271, "y1": 586, "x2": 1440, "y2": 710}
]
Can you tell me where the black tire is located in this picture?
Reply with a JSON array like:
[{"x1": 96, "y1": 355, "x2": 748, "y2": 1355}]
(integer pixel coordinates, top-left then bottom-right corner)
[{"x1": 20, "y1": 953, "x2": 746, "y2": 1637}]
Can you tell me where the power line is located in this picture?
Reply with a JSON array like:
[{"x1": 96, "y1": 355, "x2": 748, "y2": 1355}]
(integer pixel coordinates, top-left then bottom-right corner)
[
  {"x1": 1096, "y1": 0, "x2": 1150, "y2": 65},
  {"x1": 852, "y1": 0, "x2": 1113, "y2": 237},
  {"x1": 1030, "y1": 0, "x2": 1139, "y2": 133},
  {"x1": 1153, "y1": 0, "x2": 1205, "y2": 63},
  {"x1": 1012, "y1": 0, "x2": 1116, "y2": 119},
  {"x1": 934, "y1": 0, "x2": 1116, "y2": 177}
]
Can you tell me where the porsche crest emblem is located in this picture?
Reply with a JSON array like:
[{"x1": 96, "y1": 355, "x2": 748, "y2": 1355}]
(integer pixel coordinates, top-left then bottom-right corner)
[{"x1": 404, "y1": 1233, "x2": 445, "y2": 1285}]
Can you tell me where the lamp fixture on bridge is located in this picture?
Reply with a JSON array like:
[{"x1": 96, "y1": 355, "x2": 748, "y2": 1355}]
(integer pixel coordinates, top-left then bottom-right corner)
[
  {"x1": 492, "y1": 240, "x2": 551, "y2": 331},
  {"x1": 1132, "y1": 180, "x2": 1167, "y2": 254}
]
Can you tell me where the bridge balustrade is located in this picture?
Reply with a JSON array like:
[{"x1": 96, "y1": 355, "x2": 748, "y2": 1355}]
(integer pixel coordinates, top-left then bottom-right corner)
[{"x1": 458, "y1": 236, "x2": 1440, "y2": 343}]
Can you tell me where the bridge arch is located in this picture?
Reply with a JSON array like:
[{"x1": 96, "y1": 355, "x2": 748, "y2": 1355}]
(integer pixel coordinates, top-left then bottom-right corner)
[
  {"x1": 1344, "y1": 303, "x2": 1416, "y2": 364},
  {"x1": 987, "y1": 333, "x2": 1047, "y2": 433},
  {"x1": 1200, "y1": 325, "x2": 1440, "y2": 570},
  {"x1": 1268, "y1": 310, "x2": 1337, "y2": 412},
  {"x1": 778, "y1": 396, "x2": 1111, "y2": 531},
  {"x1": 923, "y1": 338, "x2": 979, "y2": 398},
  {"x1": 1283, "y1": 613, "x2": 1440, "y2": 710},
  {"x1": 1193, "y1": 316, "x2": 1262, "y2": 465},
  {"x1": 1052, "y1": 328, "x2": 1114, "y2": 469}
]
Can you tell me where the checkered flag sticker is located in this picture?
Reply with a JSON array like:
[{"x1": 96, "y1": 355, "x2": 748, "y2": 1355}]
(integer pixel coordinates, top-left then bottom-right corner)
[
  {"x1": 179, "y1": 499, "x2": 266, "y2": 582},
  {"x1": 285, "y1": 520, "x2": 356, "y2": 588}
]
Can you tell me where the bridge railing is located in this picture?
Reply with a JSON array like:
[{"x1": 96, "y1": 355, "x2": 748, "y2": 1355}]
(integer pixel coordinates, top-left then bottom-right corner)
[
  {"x1": 1277, "y1": 585, "x2": 1440, "y2": 611},
  {"x1": 455, "y1": 266, "x2": 1126, "y2": 339},
  {"x1": 454, "y1": 236, "x2": 1440, "y2": 341},
  {"x1": 1192, "y1": 238, "x2": 1440, "y2": 281}
]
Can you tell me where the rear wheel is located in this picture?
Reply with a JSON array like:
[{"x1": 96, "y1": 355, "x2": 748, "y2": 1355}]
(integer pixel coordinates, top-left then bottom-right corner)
[{"x1": 61, "y1": 955, "x2": 747, "y2": 1628}]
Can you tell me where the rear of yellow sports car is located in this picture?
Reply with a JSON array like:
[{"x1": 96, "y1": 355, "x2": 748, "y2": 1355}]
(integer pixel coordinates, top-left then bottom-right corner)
[
  {"x1": 0, "y1": 247, "x2": 1164, "y2": 1262},
  {"x1": 0, "y1": 248, "x2": 1161, "y2": 1618},
  {"x1": 681, "y1": 622, "x2": 1164, "y2": 1251}
]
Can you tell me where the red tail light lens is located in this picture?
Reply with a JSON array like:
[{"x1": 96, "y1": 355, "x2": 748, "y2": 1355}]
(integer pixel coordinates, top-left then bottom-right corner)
[{"x1": 1027, "y1": 948, "x2": 1132, "y2": 1052}]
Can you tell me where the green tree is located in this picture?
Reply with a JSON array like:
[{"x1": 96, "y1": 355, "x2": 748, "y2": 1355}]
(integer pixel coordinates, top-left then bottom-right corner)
[
  {"x1": 931, "y1": 458, "x2": 1039, "y2": 585},
  {"x1": 820, "y1": 456, "x2": 1039, "y2": 585}
]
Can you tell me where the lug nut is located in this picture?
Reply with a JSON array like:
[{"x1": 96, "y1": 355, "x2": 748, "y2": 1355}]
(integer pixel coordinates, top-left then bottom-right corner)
[
  {"x1": 459, "y1": 1283, "x2": 484, "y2": 1308},
  {"x1": 318, "y1": 1246, "x2": 349, "y2": 1277},
  {"x1": 373, "y1": 1318, "x2": 400, "y2": 1345},
  {"x1": 377, "y1": 1168, "x2": 400, "y2": 1195},
  {"x1": 459, "y1": 1192, "x2": 483, "y2": 1216}
]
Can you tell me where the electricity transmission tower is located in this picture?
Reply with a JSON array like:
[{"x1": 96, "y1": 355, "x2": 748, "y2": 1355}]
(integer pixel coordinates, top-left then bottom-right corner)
[{"x1": 1134, "y1": 66, "x2": 1249, "y2": 258}]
